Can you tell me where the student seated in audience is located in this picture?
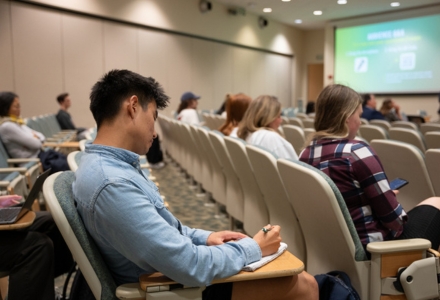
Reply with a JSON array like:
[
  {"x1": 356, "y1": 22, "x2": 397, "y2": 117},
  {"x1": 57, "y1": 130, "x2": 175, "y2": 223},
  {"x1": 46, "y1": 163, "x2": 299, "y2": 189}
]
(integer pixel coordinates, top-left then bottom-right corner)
[
  {"x1": 379, "y1": 98, "x2": 402, "y2": 122},
  {"x1": 300, "y1": 84, "x2": 440, "y2": 253},
  {"x1": 176, "y1": 91, "x2": 201, "y2": 125},
  {"x1": 360, "y1": 93, "x2": 385, "y2": 121},
  {"x1": 55, "y1": 92, "x2": 88, "y2": 140},
  {"x1": 219, "y1": 93, "x2": 252, "y2": 136},
  {"x1": 0, "y1": 195, "x2": 73, "y2": 300},
  {"x1": 237, "y1": 95, "x2": 298, "y2": 160},
  {"x1": 0, "y1": 92, "x2": 70, "y2": 174},
  {"x1": 73, "y1": 69, "x2": 318, "y2": 300}
]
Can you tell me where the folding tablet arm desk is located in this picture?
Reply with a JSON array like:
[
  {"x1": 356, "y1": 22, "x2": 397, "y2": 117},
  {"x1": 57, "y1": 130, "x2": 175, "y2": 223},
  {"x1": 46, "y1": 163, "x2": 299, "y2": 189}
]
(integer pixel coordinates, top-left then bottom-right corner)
[{"x1": 117, "y1": 250, "x2": 304, "y2": 300}]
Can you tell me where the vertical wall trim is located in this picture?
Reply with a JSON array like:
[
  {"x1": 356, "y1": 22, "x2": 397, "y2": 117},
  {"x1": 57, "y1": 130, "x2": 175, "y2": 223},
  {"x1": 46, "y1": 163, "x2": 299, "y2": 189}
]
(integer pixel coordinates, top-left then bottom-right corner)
[
  {"x1": 8, "y1": 2, "x2": 17, "y2": 91},
  {"x1": 60, "y1": 14, "x2": 66, "y2": 92}
]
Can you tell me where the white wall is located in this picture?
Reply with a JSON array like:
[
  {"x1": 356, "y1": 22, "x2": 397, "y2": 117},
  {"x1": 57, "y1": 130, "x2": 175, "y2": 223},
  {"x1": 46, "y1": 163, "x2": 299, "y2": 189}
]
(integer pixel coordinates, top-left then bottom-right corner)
[
  {"x1": 0, "y1": 0, "x2": 301, "y2": 127},
  {"x1": 324, "y1": 5, "x2": 440, "y2": 119}
]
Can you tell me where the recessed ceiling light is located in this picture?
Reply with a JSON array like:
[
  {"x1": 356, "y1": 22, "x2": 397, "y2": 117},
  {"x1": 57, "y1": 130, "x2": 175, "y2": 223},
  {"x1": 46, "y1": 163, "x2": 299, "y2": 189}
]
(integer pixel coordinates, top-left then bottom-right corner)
[
  {"x1": 313, "y1": 10, "x2": 323, "y2": 15},
  {"x1": 294, "y1": 19, "x2": 302, "y2": 24},
  {"x1": 263, "y1": 7, "x2": 272, "y2": 13},
  {"x1": 337, "y1": 0, "x2": 347, "y2": 4},
  {"x1": 390, "y1": 2, "x2": 400, "y2": 7},
  {"x1": 282, "y1": 0, "x2": 291, "y2": 2}
]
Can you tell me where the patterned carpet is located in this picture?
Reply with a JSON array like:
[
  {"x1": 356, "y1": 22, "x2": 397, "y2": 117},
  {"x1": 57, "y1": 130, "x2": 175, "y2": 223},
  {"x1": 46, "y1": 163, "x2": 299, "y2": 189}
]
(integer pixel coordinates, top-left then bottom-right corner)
[{"x1": 150, "y1": 155, "x2": 230, "y2": 232}]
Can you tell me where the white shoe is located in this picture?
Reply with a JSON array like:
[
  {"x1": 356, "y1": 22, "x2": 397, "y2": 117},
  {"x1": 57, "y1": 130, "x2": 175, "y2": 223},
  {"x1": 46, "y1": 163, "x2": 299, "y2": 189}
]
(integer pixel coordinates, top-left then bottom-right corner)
[{"x1": 149, "y1": 162, "x2": 166, "y2": 169}]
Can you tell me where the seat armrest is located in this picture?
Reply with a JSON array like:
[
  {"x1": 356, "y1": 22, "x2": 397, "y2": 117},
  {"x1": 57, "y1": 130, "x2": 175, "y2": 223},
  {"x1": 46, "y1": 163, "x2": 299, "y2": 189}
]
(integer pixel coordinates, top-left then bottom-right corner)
[
  {"x1": 0, "y1": 168, "x2": 27, "y2": 173},
  {"x1": 7, "y1": 158, "x2": 40, "y2": 164},
  {"x1": 115, "y1": 283, "x2": 146, "y2": 300},
  {"x1": 367, "y1": 238, "x2": 431, "y2": 254},
  {"x1": 0, "y1": 181, "x2": 12, "y2": 187},
  {"x1": 428, "y1": 248, "x2": 440, "y2": 257}
]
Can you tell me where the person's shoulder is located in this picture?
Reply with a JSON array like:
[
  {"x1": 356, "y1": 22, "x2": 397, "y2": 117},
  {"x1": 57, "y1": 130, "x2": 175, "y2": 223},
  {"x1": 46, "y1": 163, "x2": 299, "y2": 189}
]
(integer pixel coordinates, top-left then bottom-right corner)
[
  {"x1": 0, "y1": 121, "x2": 18, "y2": 131},
  {"x1": 349, "y1": 139, "x2": 376, "y2": 158}
]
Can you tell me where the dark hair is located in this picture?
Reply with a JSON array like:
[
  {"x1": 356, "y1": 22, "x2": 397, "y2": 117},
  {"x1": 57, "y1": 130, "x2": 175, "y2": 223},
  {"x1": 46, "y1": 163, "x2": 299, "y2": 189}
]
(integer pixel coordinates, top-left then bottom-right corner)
[
  {"x1": 306, "y1": 101, "x2": 315, "y2": 114},
  {"x1": 0, "y1": 92, "x2": 18, "y2": 117},
  {"x1": 90, "y1": 69, "x2": 169, "y2": 128},
  {"x1": 57, "y1": 93, "x2": 69, "y2": 104},
  {"x1": 177, "y1": 99, "x2": 194, "y2": 114},
  {"x1": 361, "y1": 93, "x2": 372, "y2": 107}
]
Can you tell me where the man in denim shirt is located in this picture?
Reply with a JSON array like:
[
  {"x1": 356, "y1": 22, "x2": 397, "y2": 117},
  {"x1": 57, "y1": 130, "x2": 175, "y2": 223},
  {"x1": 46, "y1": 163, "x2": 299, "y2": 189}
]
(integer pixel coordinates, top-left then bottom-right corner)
[{"x1": 73, "y1": 69, "x2": 317, "y2": 300}]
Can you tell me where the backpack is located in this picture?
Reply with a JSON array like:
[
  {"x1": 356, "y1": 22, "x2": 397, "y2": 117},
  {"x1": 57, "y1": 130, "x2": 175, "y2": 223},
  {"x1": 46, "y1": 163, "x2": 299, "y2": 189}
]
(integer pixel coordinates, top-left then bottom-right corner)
[{"x1": 314, "y1": 271, "x2": 361, "y2": 300}]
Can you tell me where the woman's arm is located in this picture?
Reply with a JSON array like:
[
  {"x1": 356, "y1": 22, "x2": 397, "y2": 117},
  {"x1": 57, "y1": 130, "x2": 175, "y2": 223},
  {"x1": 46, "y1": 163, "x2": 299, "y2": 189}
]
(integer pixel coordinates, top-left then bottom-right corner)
[
  {"x1": 351, "y1": 143, "x2": 407, "y2": 235},
  {"x1": 0, "y1": 122, "x2": 43, "y2": 150}
]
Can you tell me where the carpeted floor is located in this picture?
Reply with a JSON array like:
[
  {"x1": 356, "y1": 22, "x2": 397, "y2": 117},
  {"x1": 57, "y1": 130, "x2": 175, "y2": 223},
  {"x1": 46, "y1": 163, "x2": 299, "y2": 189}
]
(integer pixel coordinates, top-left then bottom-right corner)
[{"x1": 151, "y1": 155, "x2": 230, "y2": 232}]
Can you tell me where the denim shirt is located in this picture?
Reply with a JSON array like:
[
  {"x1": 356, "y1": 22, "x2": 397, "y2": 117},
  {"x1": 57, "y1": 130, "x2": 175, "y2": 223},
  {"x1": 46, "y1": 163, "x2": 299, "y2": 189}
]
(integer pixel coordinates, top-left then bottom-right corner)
[{"x1": 73, "y1": 144, "x2": 261, "y2": 286}]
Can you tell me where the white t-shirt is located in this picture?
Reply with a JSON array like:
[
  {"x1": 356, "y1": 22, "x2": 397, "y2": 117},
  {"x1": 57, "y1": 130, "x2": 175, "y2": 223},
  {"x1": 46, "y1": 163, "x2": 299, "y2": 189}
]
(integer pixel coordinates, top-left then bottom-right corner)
[
  {"x1": 229, "y1": 127, "x2": 238, "y2": 138},
  {"x1": 177, "y1": 109, "x2": 200, "y2": 125},
  {"x1": 246, "y1": 129, "x2": 298, "y2": 160}
]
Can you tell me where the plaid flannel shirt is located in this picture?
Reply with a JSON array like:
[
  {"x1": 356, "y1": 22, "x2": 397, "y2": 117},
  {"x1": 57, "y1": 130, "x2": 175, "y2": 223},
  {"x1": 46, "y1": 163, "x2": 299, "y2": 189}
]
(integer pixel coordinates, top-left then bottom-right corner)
[{"x1": 300, "y1": 138, "x2": 407, "y2": 248}]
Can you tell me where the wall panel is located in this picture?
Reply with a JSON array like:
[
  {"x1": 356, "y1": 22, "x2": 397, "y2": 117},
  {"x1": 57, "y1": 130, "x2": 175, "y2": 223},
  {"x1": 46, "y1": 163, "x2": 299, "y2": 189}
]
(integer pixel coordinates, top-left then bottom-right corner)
[
  {"x1": 0, "y1": 1, "x2": 14, "y2": 91},
  {"x1": 62, "y1": 14, "x2": 104, "y2": 127},
  {"x1": 191, "y1": 39, "x2": 215, "y2": 111},
  {"x1": 103, "y1": 22, "x2": 137, "y2": 72},
  {"x1": 4, "y1": 2, "x2": 293, "y2": 125},
  {"x1": 11, "y1": 2, "x2": 63, "y2": 117},
  {"x1": 248, "y1": 51, "x2": 267, "y2": 99},
  {"x1": 212, "y1": 44, "x2": 233, "y2": 108},
  {"x1": 138, "y1": 29, "x2": 169, "y2": 93},
  {"x1": 232, "y1": 48, "x2": 251, "y2": 98},
  {"x1": 163, "y1": 35, "x2": 192, "y2": 113}
]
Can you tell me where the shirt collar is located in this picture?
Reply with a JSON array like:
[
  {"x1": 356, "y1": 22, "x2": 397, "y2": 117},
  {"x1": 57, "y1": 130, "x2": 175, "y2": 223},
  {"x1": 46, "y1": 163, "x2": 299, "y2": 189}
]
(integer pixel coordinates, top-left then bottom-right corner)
[{"x1": 85, "y1": 143, "x2": 141, "y2": 167}]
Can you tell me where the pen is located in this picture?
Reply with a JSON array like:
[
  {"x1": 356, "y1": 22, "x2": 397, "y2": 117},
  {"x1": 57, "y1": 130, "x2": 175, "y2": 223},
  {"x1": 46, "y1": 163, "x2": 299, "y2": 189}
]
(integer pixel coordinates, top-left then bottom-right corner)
[{"x1": 261, "y1": 227, "x2": 271, "y2": 233}]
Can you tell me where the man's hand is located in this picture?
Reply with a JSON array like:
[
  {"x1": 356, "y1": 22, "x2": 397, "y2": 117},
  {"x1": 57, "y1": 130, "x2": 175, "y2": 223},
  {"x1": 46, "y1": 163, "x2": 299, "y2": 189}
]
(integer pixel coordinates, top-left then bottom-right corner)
[
  {"x1": 0, "y1": 195, "x2": 22, "y2": 208},
  {"x1": 253, "y1": 224, "x2": 282, "y2": 257},
  {"x1": 207, "y1": 231, "x2": 248, "y2": 246}
]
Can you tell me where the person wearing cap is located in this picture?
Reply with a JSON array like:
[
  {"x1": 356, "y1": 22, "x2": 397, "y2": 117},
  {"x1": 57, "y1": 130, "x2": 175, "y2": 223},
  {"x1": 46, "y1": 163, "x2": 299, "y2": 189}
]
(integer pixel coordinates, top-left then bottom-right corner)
[{"x1": 176, "y1": 91, "x2": 201, "y2": 125}]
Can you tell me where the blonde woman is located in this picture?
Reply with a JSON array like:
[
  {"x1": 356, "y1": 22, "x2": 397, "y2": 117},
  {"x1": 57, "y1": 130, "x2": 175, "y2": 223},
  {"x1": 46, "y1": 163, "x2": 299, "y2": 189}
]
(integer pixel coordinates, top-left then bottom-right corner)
[
  {"x1": 219, "y1": 93, "x2": 252, "y2": 136},
  {"x1": 300, "y1": 84, "x2": 440, "y2": 252},
  {"x1": 237, "y1": 95, "x2": 298, "y2": 160}
]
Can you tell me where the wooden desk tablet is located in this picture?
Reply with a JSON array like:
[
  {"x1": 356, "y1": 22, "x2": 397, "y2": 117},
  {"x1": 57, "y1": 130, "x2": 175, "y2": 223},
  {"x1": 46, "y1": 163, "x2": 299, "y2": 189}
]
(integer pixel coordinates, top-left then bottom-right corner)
[
  {"x1": 139, "y1": 250, "x2": 304, "y2": 291},
  {"x1": 0, "y1": 211, "x2": 36, "y2": 230}
]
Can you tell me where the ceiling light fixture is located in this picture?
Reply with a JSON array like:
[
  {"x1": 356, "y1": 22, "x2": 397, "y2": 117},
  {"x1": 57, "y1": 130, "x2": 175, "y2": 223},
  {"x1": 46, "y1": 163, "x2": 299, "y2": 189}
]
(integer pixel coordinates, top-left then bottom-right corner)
[
  {"x1": 390, "y1": 2, "x2": 400, "y2": 7},
  {"x1": 313, "y1": 10, "x2": 323, "y2": 15},
  {"x1": 337, "y1": 0, "x2": 347, "y2": 4},
  {"x1": 294, "y1": 19, "x2": 302, "y2": 24},
  {"x1": 263, "y1": 8, "x2": 272, "y2": 13},
  {"x1": 282, "y1": 0, "x2": 291, "y2": 2}
]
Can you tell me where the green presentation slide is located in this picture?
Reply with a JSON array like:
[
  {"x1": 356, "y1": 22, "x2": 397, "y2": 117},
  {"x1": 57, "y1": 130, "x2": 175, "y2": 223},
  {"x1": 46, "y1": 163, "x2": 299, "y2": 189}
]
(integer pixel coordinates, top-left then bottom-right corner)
[{"x1": 334, "y1": 14, "x2": 440, "y2": 93}]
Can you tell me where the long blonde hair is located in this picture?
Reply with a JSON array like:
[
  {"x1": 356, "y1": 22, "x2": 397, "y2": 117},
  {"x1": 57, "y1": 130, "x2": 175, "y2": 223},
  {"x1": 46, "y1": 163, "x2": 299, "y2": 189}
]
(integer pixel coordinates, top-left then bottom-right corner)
[
  {"x1": 310, "y1": 84, "x2": 362, "y2": 142},
  {"x1": 219, "y1": 93, "x2": 252, "y2": 136},
  {"x1": 237, "y1": 95, "x2": 281, "y2": 140}
]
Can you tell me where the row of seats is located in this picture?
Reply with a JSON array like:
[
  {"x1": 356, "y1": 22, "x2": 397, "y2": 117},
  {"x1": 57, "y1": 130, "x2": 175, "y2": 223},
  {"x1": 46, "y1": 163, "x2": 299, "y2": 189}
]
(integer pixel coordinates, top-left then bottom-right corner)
[
  {"x1": 0, "y1": 138, "x2": 42, "y2": 198},
  {"x1": 201, "y1": 113, "x2": 225, "y2": 131},
  {"x1": 157, "y1": 115, "x2": 440, "y2": 300},
  {"x1": 359, "y1": 125, "x2": 440, "y2": 151},
  {"x1": 25, "y1": 114, "x2": 76, "y2": 143},
  {"x1": 369, "y1": 140, "x2": 440, "y2": 210}
]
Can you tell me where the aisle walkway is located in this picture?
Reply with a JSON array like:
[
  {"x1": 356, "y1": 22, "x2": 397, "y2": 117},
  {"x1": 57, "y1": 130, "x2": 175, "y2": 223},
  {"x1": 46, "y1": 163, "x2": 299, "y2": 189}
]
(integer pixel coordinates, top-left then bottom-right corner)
[{"x1": 151, "y1": 156, "x2": 229, "y2": 232}]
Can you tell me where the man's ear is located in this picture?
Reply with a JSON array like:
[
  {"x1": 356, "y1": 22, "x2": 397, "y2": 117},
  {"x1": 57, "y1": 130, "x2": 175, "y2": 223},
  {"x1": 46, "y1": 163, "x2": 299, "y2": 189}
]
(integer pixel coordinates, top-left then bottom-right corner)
[{"x1": 127, "y1": 95, "x2": 139, "y2": 119}]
